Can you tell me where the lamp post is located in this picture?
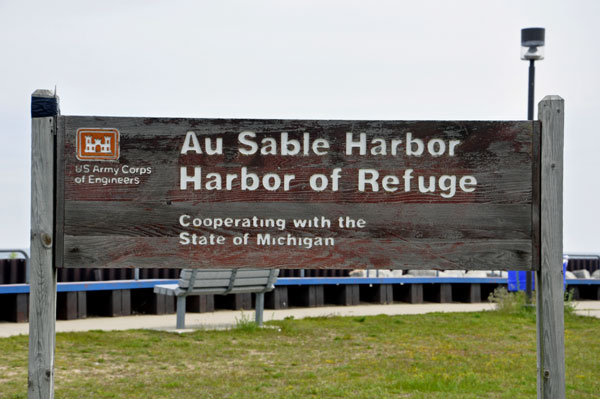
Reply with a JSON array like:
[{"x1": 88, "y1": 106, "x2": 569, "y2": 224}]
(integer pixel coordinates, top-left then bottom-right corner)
[{"x1": 521, "y1": 27, "x2": 545, "y2": 304}]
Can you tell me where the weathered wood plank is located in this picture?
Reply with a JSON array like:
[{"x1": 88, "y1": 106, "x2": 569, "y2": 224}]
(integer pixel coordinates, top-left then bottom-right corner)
[
  {"x1": 536, "y1": 96, "x2": 565, "y2": 399},
  {"x1": 61, "y1": 118, "x2": 534, "y2": 199},
  {"x1": 532, "y1": 121, "x2": 541, "y2": 269},
  {"x1": 55, "y1": 117, "x2": 66, "y2": 275},
  {"x1": 65, "y1": 202, "x2": 533, "y2": 240},
  {"x1": 28, "y1": 90, "x2": 58, "y2": 399},
  {"x1": 63, "y1": 235, "x2": 532, "y2": 270}
]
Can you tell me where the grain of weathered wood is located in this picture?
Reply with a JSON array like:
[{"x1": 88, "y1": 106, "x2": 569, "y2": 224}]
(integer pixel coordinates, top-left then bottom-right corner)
[
  {"x1": 536, "y1": 96, "x2": 565, "y2": 399},
  {"x1": 56, "y1": 116, "x2": 538, "y2": 270},
  {"x1": 61, "y1": 119, "x2": 534, "y2": 198},
  {"x1": 64, "y1": 201, "x2": 533, "y2": 240},
  {"x1": 62, "y1": 235, "x2": 532, "y2": 270},
  {"x1": 532, "y1": 121, "x2": 541, "y2": 269},
  {"x1": 54, "y1": 117, "x2": 65, "y2": 274},
  {"x1": 28, "y1": 90, "x2": 58, "y2": 399}
]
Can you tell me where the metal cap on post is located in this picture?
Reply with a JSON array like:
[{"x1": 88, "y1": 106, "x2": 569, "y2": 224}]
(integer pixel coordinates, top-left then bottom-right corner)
[
  {"x1": 31, "y1": 89, "x2": 60, "y2": 118},
  {"x1": 521, "y1": 28, "x2": 545, "y2": 61}
]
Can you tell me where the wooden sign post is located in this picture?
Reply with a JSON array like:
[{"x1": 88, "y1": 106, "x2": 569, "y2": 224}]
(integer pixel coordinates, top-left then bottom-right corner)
[
  {"x1": 29, "y1": 89, "x2": 59, "y2": 398},
  {"x1": 537, "y1": 96, "x2": 565, "y2": 399},
  {"x1": 28, "y1": 90, "x2": 565, "y2": 399}
]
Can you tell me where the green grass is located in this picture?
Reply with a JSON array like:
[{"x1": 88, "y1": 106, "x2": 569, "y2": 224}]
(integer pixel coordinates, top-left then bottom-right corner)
[{"x1": 1, "y1": 310, "x2": 599, "y2": 398}]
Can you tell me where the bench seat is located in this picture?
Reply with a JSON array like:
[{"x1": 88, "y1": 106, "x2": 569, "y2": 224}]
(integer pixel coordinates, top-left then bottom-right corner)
[{"x1": 154, "y1": 268, "x2": 278, "y2": 329}]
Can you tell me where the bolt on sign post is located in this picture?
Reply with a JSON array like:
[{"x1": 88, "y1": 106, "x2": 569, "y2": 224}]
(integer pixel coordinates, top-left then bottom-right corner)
[{"x1": 29, "y1": 90, "x2": 565, "y2": 399}]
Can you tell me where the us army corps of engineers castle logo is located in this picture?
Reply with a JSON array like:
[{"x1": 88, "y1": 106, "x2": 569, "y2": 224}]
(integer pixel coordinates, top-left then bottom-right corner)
[{"x1": 76, "y1": 128, "x2": 120, "y2": 161}]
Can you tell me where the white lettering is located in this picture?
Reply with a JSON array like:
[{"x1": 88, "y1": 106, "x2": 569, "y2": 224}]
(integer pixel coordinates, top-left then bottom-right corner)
[
  {"x1": 238, "y1": 131, "x2": 258, "y2": 155},
  {"x1": 346, "y1": 132, "x2": 366, "y2": 155},
  {"x1": 313, "y1": 138, "x2": 330, "y2": 155},
  {"x1": 439, "y1": 175, "x2": 457, "y2": 198},
  {"x1": 180, "y1": 166, "x2": 201, "y2": 190},
  {"x1": 370, "y1": 138, "x2": 386, "y2": 155},
  {"x1": 358, "y1": 169, "x2": 379, "y2": 192},
  {"x1": 260, "y1": 137, "x2": 277, "y2": 155},
  {"x1": 241, "y1": 167, "x2": 259, "y2": 190},
  {"x1": 205, "y1": 173, "x2": 222, "y2": 190},
  {"x1": 418, "y1": 176, "x2": 436, "y2": 193},
  {"x1": 403, "y1": 169, "x2": 414, "y2": 192},
  {"x1": 406, "y1": 133, "x2": 424, "y2": 156},
  {"x1": 309, "y1": 174, "x2": 328, "y2": 191},
  {"x1": 262, "y1": 173, "x2": 281, "y2": 191},
  {"x1": 382, "y1": 175, "x2": 399, "y2": 192},
  {"x1": 427, "y1": 139, "x2": 446, "y2": 157},
  {"x1": 281, "y1": 132, "x2": 300, "y2": 156},
  {"x1": 449, "y1": 140, "x2": 461, "y2": 156},
  {"x1": 180, "y1": 131, "x2": 202, "y2": 154},
  {"x1": 460, "y1": 176, "x2": 477, "y2": 192}
]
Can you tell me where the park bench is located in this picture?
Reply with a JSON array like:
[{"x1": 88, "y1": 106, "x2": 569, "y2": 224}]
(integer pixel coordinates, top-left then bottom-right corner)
[{"x1": 153, "y1": 268, "x2": 279, "y2": 329}]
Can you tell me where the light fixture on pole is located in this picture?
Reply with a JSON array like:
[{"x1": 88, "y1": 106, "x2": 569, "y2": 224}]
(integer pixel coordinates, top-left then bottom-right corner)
[
  {"x1": 522, "y1": 27, "x2": 545, "y2": 119},
  {"x1": 521, "y1": 27, "x2": 545, "y2": 304}
]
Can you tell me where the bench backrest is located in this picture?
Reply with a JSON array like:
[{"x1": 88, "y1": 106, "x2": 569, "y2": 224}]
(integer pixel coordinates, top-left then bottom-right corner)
[{"x1": 178, "y1": 268, "x2": 279, "y2": 295}]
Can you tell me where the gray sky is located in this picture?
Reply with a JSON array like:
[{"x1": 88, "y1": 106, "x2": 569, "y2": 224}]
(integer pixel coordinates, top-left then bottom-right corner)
[{"x1": 1, "y1": 0, "x2": 598, "y2": 254}]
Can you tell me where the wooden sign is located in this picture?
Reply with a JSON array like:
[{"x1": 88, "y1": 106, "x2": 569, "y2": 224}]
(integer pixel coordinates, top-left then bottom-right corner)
[
  {"x1": 30, "y1": 92, "x2": 565, "y2": 399},
  {"x1": 56, "y1": 117, "x2": 539, "y2": 270}
]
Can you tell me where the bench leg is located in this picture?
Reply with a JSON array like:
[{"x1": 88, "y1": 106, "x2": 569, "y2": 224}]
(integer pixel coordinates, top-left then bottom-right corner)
[
  {"x1": 176, "y1": 296, "x2": 186, "y2": 329},
  {"x1": 255, "y1": 292, "x2": 264, "y2": 326}
]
